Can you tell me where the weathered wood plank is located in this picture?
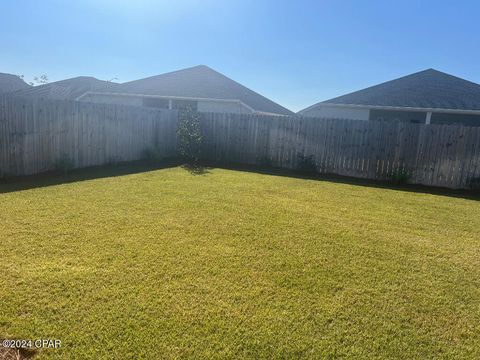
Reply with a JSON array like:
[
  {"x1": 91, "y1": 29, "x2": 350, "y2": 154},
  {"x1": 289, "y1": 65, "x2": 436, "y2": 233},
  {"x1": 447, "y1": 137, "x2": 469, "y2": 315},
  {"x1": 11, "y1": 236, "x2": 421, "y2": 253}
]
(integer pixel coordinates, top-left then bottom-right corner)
[{"x1": 1, "y1": 96, "x2": 479, "y2": 189}]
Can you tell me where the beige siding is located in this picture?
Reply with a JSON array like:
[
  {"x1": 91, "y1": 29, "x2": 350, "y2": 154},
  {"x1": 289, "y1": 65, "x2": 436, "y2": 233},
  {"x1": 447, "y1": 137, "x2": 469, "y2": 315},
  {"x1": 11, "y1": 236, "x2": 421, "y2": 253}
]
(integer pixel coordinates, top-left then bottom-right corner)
[
  {"x1": 197, "y1": 100, "x2": 252, "y2": 114},
  {"x1": 82, "y1": 93, "x2": 253, "y2": 114},
  {"x1": 82, "y1": 93, "x2": 143, "y2": 106},
  {"x1": 302, "y1": 105, "x2": 370, "y2": 120}
]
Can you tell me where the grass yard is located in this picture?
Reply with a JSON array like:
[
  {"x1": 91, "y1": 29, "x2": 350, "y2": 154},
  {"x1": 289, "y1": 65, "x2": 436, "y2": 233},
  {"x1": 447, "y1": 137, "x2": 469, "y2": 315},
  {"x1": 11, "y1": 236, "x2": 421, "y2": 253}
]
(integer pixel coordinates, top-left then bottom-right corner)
[{"x1": 1, "y1": 166, "x2": 479, "y2": 359}]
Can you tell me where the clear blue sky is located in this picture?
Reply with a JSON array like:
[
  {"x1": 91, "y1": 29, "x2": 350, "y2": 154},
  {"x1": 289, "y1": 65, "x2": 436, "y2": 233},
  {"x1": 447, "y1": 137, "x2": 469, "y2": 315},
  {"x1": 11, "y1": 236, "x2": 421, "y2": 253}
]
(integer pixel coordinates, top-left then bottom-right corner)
[{"x1": 1, "y1": 0, "x2": 479, "y2": 111}]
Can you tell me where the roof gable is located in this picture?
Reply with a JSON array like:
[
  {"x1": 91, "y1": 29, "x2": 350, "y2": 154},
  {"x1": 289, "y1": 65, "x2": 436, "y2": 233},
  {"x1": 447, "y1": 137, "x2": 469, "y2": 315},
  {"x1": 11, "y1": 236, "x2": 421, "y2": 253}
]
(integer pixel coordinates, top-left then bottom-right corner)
[
  {"x1": 307, "y1": 69, "x2": 480, "y2": 112},
  {"x1": 99, "y1": 65, "x2": 293, "y2": 115},
  {"x1": 0, "y1": 73, "x2": 31, "y2": 94},
  {"x1": 13, "y1": 76, "x2": 119, "y2": 100}
]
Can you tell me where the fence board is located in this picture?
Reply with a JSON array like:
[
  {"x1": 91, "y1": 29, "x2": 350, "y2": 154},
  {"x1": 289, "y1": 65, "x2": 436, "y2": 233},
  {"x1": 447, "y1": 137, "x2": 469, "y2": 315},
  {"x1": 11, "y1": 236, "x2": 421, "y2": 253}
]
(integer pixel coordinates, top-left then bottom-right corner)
[
  {"x1": 1, "y1": 96, "x2": 479, "y2": 190},
  {"x1": 0, "y1": 96, "x2": 178, "y2": 176},
  {"x1": 197, "y1": 113, "x2": 479, "y2": 189}
]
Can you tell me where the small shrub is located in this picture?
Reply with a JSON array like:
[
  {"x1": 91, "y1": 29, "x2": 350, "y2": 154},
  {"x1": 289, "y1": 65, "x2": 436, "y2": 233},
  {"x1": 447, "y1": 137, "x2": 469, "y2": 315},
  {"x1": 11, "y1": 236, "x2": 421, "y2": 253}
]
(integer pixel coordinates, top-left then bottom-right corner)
[
  {"x1": 391, "y1": 168, "x2": 411, "y2": 184},
  {"x1": 297, "y1": 154, "x2": 317, "y2": 174},
  {"x1": 177, "y1": 107, "x2": 202, "y2": 164},
  {"x1": 54, "y1": 155, "x2": 74, "y2": 174}
]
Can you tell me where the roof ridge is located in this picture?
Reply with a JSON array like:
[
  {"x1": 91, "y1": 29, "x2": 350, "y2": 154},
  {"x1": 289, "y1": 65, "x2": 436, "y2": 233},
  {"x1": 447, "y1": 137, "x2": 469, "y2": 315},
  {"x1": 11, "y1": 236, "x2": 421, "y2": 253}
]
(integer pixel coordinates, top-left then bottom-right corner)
[
  {"x1": 323, "y1": 69, "x2": 480, "y2": 104},
  {"x1": 326, "y1": 69, "x2": 437, "y2": 101},
  {"x1": 0, "y1": 72, "x2": 21, "y2": 77},
  {"x1": 299, "y1": 69, "x2": 480, "y2": 113},
  {"x1": 121, "y1": 65, "x2": 211, "y2": 85},
  {"x1": 97, "y1": 65, "x2": 293, "y2": 115}
]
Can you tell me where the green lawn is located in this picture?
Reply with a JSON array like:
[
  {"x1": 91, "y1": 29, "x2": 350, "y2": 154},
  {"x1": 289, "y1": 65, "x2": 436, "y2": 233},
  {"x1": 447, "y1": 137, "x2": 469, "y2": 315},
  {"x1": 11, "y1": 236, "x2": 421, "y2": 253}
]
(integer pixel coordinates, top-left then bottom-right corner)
[{"x1": 1, "y1": 166, "x2": 479, "y2": 359}]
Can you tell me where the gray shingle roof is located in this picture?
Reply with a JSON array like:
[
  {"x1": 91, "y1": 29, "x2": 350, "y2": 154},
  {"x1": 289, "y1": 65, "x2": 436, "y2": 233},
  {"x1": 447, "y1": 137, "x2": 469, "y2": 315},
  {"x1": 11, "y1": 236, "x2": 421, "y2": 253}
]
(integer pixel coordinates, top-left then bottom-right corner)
[
  {"x1": 95, "y1": 65, "x2": 293, "y2": 115},
  {"x1": 0, "y1": 73, "x2": 31, "y2": 94},
  {"x1": 13, "y1": 76, "x2": 119, "y2": 100},
  {"x1": 319, "y1": 69, "x2": 480, "y2": 111}
]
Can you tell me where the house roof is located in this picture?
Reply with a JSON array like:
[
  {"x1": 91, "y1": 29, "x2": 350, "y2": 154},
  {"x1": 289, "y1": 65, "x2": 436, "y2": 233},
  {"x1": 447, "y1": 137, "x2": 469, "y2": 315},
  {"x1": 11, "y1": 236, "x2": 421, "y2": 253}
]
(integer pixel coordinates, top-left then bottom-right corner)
[
  {"x1": 93, "y1": 65, "x2": 293, "y2": 115},
  {"x1": 303, "y1": 69, "x2": 480, "y2": 112},
  {"x1": 13, "y1": 76, "x2": 119, "y2": 100},
  {"x1": 0, "y1": 72, "x2": 31, "y2": 94}
]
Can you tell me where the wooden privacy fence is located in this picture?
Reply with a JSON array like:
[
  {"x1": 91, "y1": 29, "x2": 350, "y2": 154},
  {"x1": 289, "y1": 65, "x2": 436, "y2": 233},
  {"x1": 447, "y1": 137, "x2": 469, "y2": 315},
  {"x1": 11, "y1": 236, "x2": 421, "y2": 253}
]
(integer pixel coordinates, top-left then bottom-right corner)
[
  {"x1": 0, "y1": 96, "x2": 178, "y2": 176},
  {"x1": 199, "y1": 112, "x2": 480, "y2": 189},
  {"x1": 1, "y1": 96, "x2": 480, "y2": 189}
]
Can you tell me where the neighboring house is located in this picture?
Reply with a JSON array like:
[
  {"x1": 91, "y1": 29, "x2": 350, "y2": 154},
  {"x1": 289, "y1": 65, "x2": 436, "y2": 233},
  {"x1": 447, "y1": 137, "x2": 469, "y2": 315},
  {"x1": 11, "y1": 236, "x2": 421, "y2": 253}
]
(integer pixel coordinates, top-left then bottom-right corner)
[
  {"x1": 13, "y1": 76, "x2": 119, "y2": 100},
  {"x1": 299, "y1": 69, "x2": 480, "y2": 126},
  {"x1": 0, "y1": 72, "x2": 31, "y2": 94},
  {"x1": 78, "y1": 65, "x2": 293, "y2": 116}
]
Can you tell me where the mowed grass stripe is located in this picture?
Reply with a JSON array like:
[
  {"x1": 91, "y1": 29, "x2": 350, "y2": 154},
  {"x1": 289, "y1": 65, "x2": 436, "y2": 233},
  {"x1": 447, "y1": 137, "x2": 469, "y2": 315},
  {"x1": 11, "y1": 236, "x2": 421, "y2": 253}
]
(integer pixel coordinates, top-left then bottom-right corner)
[{"x1": 0, "y1": 167, "x2": 479, "y2": 359}]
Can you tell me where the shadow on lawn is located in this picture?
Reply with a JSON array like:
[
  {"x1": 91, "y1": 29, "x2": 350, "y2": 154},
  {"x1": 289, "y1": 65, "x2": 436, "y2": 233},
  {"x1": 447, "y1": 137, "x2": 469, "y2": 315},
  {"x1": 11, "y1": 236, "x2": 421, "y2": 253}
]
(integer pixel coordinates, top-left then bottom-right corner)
[
  {"x1": 0, "y1": 159, "x2": 181, "y2": 194},
  {"x1": 0, "y1": 159, "x2": 479, "y2": 201},
  {"x1": 203, "y1": 161, "x2": 480, "y2": 202},
  {"x1": 181, "y1": 163, "x2": 211, "y2": 176}
]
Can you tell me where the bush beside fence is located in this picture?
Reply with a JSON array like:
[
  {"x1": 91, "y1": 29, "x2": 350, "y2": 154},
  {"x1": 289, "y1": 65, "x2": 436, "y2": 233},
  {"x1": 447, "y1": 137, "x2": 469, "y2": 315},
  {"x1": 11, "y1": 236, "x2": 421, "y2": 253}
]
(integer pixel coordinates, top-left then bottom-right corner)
[
  {"x1": 199, "y1": 112, "x2": 480, "y2": 189},
  {"x1": 1, "y1": 96, "x2": 480, "y2": 189}
]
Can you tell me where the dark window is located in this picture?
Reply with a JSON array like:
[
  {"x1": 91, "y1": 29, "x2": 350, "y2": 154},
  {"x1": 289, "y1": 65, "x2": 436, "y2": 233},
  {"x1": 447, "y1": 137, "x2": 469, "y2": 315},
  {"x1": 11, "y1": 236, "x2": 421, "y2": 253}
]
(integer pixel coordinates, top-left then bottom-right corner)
[
  {"x1": 409, "y1": 119, "x2": 422, "y2": 124},
  {"x1": 143, "y1": 97, "x2": 169, "y2": 109},
  {"x1": 172, "y1": 100, "x2": 198, "y2": 111},
  {"x1": 431, "y1": 113, "x2": 480, "y2": 127},
  {"x1": 369, "y1": 109, "x2": 426, "y2": 123}
]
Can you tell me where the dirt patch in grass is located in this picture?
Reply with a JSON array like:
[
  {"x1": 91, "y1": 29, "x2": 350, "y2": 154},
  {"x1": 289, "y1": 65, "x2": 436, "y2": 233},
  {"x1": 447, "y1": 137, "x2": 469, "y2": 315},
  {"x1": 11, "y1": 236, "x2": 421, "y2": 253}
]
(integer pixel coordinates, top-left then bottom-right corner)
[{"x1": 0, "y1": 347, "x2": 36, "y2": 360}]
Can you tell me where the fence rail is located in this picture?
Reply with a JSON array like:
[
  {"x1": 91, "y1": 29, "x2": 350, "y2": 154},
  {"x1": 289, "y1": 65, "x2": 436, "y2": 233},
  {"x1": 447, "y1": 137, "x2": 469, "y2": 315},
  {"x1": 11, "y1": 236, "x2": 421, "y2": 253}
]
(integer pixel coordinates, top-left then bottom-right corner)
[
  {"x1": 199, "y1": 112, "x2": 480, "y2": 189},
  {"x1": 0, "y1": 96, "x2": 178, "y2": 176},
  {"x1": 1, "y1": 96, "x2": 480, "y2": 189}
]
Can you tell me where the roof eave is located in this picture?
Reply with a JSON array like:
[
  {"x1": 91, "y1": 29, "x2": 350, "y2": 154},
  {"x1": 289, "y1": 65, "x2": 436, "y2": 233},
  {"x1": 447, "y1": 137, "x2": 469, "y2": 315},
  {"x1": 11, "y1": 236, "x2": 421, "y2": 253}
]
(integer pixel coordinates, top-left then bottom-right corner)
[
  {"x1": 76, "y1": 91, "x2": 259, "y2": 113},
  {"x1": 300, "y1": 102, "x2": 480, "y2": 116}
]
